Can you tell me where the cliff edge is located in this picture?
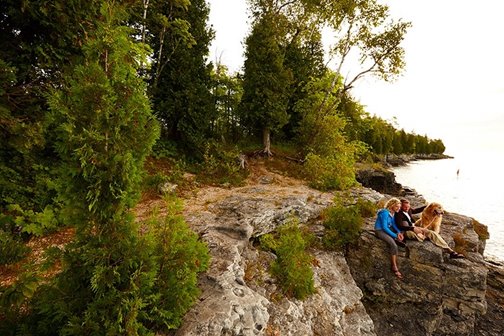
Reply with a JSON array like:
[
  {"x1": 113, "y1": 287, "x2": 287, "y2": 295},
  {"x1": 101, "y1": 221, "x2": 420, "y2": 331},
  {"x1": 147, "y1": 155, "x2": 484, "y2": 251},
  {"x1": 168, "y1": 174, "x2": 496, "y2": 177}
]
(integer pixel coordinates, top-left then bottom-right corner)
[{"x1": 143, "y1": 158, "x2": 503, "y2": 335}]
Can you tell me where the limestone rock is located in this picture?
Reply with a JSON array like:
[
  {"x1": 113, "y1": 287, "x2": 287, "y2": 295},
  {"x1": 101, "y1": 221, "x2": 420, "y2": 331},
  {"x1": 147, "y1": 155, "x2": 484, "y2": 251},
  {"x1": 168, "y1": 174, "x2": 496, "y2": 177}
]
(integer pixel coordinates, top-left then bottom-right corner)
[
  {"x1": 165, "y1": 169, "x2": 503, "y2": 336},
  {"x1": 347, "y1": 216, "x2": 489, "y2": 336},
  {"x1": 475, "y1": 258, "x2": 504, "y2": 335},
  {"x1": 176, "y1": 184, "x2": 375, "y2": 336},
  {"x1": 356, "y1": 168, "x2": 402, "y2": 195}
]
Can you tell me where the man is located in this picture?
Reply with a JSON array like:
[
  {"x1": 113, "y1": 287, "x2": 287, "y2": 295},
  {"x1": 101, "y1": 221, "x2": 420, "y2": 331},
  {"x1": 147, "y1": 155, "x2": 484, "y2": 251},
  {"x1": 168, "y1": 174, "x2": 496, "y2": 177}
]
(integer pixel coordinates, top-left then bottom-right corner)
[
  {"x1": 395, "y1": 199, "x2": 426, "y2": 239},
  {"x1": 395, "y1": 199, "x2": 464, "y2": 259}
]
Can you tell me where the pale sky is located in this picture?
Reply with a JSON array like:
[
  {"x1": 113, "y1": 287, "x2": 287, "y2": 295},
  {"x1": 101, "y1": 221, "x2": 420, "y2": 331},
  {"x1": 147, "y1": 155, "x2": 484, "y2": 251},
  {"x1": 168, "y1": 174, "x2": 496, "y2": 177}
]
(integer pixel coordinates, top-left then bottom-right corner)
[{"x1": 207, "y1": 0, "x2": 504, "y2": 156}]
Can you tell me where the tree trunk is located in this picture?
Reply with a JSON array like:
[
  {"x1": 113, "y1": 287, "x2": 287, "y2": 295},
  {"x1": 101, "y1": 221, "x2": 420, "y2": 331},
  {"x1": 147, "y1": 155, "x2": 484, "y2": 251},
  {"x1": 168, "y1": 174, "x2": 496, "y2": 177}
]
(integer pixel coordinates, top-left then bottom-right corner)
[{"x1": 262, "y1": 127, "x2": 272, "y2": 156}]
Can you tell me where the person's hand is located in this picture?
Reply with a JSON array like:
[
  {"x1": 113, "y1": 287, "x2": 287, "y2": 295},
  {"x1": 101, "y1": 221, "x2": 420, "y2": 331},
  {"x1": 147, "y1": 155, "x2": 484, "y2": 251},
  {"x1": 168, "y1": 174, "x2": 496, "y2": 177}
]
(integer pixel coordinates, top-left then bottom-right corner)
[
  {"x1": 413, "y1": 227, "x2": 426, "y2": 240},
  {"x1": 397, "y1": 233, "x2": 404, "y2": 241}
]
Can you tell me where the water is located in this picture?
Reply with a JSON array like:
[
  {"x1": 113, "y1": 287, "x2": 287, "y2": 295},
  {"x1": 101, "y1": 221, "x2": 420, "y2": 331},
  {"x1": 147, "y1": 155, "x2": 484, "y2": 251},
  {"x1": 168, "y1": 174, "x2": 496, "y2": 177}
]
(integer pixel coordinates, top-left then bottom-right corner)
[{"x1": 392, "y1": 149, "x2": 504, "y2": 260}]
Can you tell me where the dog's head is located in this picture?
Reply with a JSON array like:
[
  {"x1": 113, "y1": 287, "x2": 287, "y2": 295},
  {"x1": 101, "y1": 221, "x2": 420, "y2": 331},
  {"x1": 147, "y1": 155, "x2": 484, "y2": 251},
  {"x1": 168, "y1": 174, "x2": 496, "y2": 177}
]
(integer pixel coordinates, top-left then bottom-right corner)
[{"x1": 426, "y1": 202, "x2": 444, "y2": 216}]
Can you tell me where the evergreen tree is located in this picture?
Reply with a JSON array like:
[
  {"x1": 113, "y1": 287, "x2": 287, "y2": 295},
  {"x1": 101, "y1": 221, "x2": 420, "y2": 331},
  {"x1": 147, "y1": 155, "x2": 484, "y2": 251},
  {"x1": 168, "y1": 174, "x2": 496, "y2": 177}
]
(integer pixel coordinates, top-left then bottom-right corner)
[
  {"x1": 239, "y1": 12, "x2": 293, "y2": 155},
  {"x1": 392, "y1": 131, "x2": 403, "y2": 154},
  {"x1": 0, "y1": 0, "x2": 102, "y2": 212},
  {"x1": 337, "y1": 93, "x2": 370, "y2": 142},
  {"x1": 144, "y1": 0, "x2": 215, "y2": 157},
  {"x1": 24, "y1": 3, "x2": 160, "y2": 334}
]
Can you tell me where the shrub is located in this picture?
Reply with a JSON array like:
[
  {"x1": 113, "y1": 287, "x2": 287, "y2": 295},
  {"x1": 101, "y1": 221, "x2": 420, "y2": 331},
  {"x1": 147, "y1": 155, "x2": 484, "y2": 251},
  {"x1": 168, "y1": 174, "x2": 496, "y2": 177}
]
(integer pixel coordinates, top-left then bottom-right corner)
[
  {"x1": 197, "y1": 142, "x2": 247, "y2": 186},
  {"x1": 322, "y1": 203, "x2": 363, "y2": 250},
  {"x1": 303, "y1": 152, "x2": 356, "y2": 191},
  {"x1": 143, "y1": 172, "x2": 170, "y2": 193},
  {"x1": 0, "y1": 269, "x2": 40, "y2": 334},
  {"x1": 151, "y1": 139, "x2": 179, "y2": 159},
  {"x1": 355, "y1": 198, "x2": 378, "y2": 218},
  {"x1": 144, "y1": 195, "x2": 210, "y2": 330},
  {"x1": 293, "y1": 73, "x2": 365, "y2": 191},
  {"x1": 6, "y1": 204, "x2": 61, "y2": 237},
  {"x1": 260, "y1": 220, "x2": 315, "y2": 300},
  {"x1": 0, "y1": 229, "x2": 30, "y2": 265}
]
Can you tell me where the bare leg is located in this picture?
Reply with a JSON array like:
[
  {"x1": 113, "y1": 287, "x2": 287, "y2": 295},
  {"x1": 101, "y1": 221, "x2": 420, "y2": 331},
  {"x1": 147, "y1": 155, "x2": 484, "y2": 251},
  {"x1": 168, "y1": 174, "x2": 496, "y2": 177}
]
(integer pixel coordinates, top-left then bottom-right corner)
[{"x1": 391, "y1": 255, "x2": 403, "y2": 279}]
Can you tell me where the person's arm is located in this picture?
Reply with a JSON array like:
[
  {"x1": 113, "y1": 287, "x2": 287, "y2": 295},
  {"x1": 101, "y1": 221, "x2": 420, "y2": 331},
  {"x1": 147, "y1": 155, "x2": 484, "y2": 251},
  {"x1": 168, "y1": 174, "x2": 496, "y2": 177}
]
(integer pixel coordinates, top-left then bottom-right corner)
[
  {"x1": 379, "y1": 212, "x2": 398, "y2": 239},
  {"x1": 374, "y1": 210, "x2": 386, "y2": 231},
  {"x1": 412, "y1": 205, "x2": 427, "y2": 215},
  {"x1": 391, "y1": 220, "x2": 402, "y2": 236},
  {"x1": 399, "y1": 221, "x2": 414, "y2": 231},
  {"x1": 395, "y1": 213, "x2": 414, "y2": 231}
]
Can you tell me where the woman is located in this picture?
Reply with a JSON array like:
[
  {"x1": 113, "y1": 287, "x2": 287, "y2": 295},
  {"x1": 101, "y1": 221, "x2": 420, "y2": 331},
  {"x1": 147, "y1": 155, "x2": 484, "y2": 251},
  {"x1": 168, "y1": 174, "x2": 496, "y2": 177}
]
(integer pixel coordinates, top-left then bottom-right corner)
[{"x1": 374, "y1": 197, "x2": 405, "y2": 279}]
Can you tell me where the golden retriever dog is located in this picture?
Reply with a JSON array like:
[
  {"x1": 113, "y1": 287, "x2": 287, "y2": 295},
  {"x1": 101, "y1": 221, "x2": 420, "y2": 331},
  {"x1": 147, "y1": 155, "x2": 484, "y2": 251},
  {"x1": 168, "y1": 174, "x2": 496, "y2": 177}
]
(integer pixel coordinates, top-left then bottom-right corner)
[{"x1": 415, "y1": 202, "x2": 444, "y2": 233}]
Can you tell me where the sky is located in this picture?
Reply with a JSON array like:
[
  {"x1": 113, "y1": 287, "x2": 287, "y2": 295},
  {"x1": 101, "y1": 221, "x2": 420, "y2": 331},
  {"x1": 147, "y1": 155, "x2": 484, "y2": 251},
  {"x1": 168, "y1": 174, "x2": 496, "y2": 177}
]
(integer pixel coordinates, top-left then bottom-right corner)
[{"x1": 207, "y1": 0, "x2": 504, "y2": 157}]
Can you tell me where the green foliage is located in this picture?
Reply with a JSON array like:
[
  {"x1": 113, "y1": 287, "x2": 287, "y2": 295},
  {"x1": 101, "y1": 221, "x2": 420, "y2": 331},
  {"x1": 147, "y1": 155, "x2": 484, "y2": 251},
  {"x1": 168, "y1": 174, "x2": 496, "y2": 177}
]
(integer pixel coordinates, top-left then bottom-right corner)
[
  {"x1": 16, "y1": 3, "x2": 162, "y2": 335},
  {"x1": 26, "y1": 224, "x2": 158, "y2": 336},
  {"x1": 144, "y1": 196, "x2": 209, "y2": 330},
  {"x1": 260, "y1": 220, "x2": 316, "y2": 300},
  {"x1": 0, "y1": 229, "x2": 30, "y2": 265},
  {"x1": 258, "y1": 232, "x2": 278, "y2": 253},
  {"x1": 196, "y1": 142, "x2": 248, "y2": 186},
  {"x1": 294, "y1": 73, "x2": 363, "y2": 190},
  {"x1": 145, "y1": 0, "x2": 216, "y2": 157},
  {"x1": 361, "y1": 116, "x2": 446, "y2": 155},
  {"x1": 336, "y1": 93, "x2": 370, "y2": 142},
  {"x1": 210, "y1": 64, "x2": 244, "y2": 143},
  {"x1": 151, "y1": 139, "x2": 180, "y2": 159},
  {"x1": 239, "y1": 12, "x2": 293, "y2": 149},
  {"x1": 0, "y1": 0, "x2": 103, "y2": 225},
  {"x1": 47, "y1": 4, "x2": 160, "y2": 228},
  {"x1": 355, "y1": 198, "x2": 378, "y2": 218},
  {"x1": 7, "y1": 204, "x2": 60, "y2": 237},
  {"x1": 143, "y1": 172, "x2": 171, "y2": 192},
  {"x1": 327, "y1": 0, "x2": 411, "y2": 86},
  {"x1": 303, "y1": 149, "x2": 356, "y2": 191},
  {"x1": 0, "y1": 268, "x2": 40, "y2": 334},
  {"x1": 0, "y1": 163, "x2": 28, "y2": 208},
  {"x1": 282, "y1": 28, "x2": 327, "y2": 139},
  {"x1": 322, "y1": 203, "x2": 363, "y2": 251}
]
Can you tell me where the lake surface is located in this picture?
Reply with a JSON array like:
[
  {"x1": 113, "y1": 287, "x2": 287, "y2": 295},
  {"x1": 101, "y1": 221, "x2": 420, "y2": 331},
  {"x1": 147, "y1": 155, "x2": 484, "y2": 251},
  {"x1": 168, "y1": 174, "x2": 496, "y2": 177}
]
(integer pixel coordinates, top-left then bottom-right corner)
[{"x1": 392, "y1": 150, "x2": 504, "y2": 260}]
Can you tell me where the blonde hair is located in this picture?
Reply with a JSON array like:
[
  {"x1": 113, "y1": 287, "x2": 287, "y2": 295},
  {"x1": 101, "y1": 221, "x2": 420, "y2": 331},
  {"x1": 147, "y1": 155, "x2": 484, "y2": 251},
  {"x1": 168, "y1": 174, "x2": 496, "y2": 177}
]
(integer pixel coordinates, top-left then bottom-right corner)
[{"x1": 384, "y1": 197, "x2": 400, "y2": 210}]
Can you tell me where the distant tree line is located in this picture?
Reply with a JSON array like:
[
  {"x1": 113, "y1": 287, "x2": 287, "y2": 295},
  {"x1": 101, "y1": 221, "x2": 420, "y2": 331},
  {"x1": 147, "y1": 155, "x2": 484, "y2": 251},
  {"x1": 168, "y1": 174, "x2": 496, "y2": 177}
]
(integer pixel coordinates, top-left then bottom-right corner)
[{"x1": 0, "y1": 0, "x2": 445, "y2": 334}]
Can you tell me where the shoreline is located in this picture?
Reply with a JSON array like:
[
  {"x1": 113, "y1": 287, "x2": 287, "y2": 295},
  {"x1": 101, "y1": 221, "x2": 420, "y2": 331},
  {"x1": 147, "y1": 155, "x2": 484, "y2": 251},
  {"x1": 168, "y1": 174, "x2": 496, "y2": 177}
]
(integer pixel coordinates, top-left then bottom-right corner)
[
  {"x1": 392, "y1": 159, "x2": 503, "y2": 263},
  {"x1": 383, "y1": 153, "x2": 454, "y2": 167},
  {"x1": 357, "y1": 155, "x2": 503, "y2": 263}
]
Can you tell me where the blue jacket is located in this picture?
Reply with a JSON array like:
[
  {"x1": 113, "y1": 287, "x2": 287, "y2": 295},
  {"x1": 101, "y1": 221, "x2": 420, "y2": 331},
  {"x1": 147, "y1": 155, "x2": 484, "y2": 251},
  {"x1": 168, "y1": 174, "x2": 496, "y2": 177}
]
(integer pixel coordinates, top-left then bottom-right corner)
[{"x1": 374, "y1": 208, "x2": 401, "y2": 239}]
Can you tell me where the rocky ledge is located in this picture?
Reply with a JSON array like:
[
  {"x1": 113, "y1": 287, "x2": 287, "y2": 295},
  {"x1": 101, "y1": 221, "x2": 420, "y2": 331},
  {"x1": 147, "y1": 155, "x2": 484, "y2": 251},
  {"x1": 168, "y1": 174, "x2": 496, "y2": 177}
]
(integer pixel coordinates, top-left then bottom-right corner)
[
  {"x1": 381, "y1": 153, "x2": 454, "y2": 167},
  {"x1": 347, "y1": 208, "x2": 498, "y2": 336},
  {"x1": 163, "y1": 169, "x2": 503, "y2": 335},
  {"x1": 175, "y1": 182, "x2": 375, "y2": 335}
]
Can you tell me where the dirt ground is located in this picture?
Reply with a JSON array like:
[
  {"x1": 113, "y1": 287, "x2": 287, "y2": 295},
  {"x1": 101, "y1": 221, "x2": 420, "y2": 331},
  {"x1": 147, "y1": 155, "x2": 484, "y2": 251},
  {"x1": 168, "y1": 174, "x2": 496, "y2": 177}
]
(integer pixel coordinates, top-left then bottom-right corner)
[{"x1": 1, "y1": 156, "x2": 306, "y2": 287}]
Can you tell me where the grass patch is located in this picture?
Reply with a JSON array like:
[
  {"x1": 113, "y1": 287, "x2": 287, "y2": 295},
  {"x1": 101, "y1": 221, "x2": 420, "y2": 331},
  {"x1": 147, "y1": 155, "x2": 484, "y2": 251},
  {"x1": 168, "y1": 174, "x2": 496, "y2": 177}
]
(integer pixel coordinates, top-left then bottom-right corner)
[{"x1": 355, "y1": 198, "x2": 378, "y2": 218}]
